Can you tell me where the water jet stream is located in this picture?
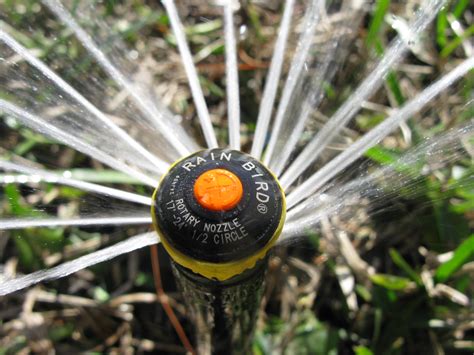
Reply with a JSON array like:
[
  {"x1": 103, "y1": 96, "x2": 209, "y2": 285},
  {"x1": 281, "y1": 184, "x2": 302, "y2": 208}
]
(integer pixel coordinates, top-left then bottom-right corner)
[
  {"x1": 286, "y1": 57, "x2": 474, "y2": 209},
  {"x1": 0, "y1": 100, "x2": 159, "y2": 186},
  {"x1": 257, "y1": 0, "x2": 323, "y2": 162},
  {"x1": 162, "y1": 0, "x2": 218, "y2": 148},
  {"x1": 42, "y1": 0, "x2": 198, "y2": 157},
  {"x1": 279, "y1": 0, "x2": 446, "y2": 190},
  {"x1": 0, "y1": 30, "x2": 169, "y2": 174},
  {"x1": 250, "y1": 0, "x2": 295, "y2": 159},
  {"x1": 0, "y1": 160, "x2": 152, "y2": 206},
  {"x1": 268, "y1": 3, "x2": 364, "y2": 176},
  {"x1": 0, "y1": 216, "x2": 152, "y2": 230},
  {"x1": 282, "y1": 123, "x2": 474, "y2": 239},
  {"x1": 0, "y1": 232, "x2": 159, "y2": 296},
  {"x1": 224, "y1": 1, "x2": 241, "y2": 150},
  {"x1": 267, "y1": 57, "x2": 331, "y2": 176}
]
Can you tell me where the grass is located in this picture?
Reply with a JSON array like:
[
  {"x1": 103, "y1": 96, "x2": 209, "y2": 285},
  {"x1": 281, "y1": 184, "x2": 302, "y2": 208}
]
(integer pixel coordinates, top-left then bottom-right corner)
[{"x1": 0, "y1": 0, "x2": 473, "y2": 353}]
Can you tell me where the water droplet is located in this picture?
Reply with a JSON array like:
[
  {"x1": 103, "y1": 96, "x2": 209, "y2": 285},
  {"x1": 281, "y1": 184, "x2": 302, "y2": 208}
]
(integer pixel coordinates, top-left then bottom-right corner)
[{"x1": 129, "y1": 50, "x2": 139, "y2": 60}]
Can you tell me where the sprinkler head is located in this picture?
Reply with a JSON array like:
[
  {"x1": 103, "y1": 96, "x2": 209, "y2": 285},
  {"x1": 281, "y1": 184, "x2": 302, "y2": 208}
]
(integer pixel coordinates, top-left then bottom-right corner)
[{"x1": 151, "y1": 149, "x2": 285, "y2": 281}]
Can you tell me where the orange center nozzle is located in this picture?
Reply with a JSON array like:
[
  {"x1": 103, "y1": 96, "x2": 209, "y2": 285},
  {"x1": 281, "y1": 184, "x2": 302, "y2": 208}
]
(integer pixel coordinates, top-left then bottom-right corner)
[{"x1": 194, "y1": 168, "x2": 243, "y2": 211}]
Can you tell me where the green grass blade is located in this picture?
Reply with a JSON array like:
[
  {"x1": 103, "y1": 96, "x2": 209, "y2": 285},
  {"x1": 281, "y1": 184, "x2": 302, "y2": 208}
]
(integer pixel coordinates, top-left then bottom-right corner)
[
  {"x1": 436, "y1": 9, "x2": 448, "y2": 48},
  {"x1": 435, "y1": 234, "x2": 474, "y2": 282},
  {"x1": 453, "y1": 0, "x2": 470, "y2": 19},
  {"x1": 370, "y1": 274, "x2": 412, "y2": 290},
  {"x1": 389, "y1": 248, "x2": 422, "y2": 286},
  {"x1": 366, "y1": 0, "x2": 391, "y2": 49},
  {"x1": 440, "y1": 24, "x2": 474, "y2": 57}
]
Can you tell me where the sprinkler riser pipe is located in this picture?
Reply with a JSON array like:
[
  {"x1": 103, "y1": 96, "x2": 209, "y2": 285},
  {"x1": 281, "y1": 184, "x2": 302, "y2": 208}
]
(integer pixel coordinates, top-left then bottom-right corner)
[{"x1": 171, "y1": 258, "x2": 267, "y2": 354}]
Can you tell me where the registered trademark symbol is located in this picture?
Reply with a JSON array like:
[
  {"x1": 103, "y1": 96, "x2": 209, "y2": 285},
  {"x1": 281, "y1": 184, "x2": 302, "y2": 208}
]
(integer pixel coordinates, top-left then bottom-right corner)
[{"x1": 257, "y1": 203, "x2": 268, "y2": 214}]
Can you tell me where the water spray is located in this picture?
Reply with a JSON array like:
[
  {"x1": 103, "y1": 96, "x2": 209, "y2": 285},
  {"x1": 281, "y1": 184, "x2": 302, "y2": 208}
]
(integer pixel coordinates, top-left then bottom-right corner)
[{"x1": 151, "y1": 148, "x2": 285, "y2": 353}]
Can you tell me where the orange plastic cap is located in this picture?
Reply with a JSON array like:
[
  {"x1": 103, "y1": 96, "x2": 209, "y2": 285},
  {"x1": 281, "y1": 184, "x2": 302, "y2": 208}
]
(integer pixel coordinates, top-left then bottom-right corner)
[{"x1": 194, "y1": 168, "x2": 243, "y2": 211}]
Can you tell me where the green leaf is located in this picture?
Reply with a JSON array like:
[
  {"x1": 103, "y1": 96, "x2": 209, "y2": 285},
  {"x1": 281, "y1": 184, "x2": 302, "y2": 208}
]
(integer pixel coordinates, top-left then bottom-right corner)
[
  {"x1": 440, "y1": 24, "x2": 474, "y2": 57},
  {"x1": 93, "y1": 287, "x2": 110, "y2": 302},
  {"x1": 14, "y1": 139, "x2": 37, "y2": 156},
  {"x1": 308, "y1": 232, "x2": 320, "y2": 249},
  {"x1": 48, "y1": 323, "x2": 74, "y2": 342},
  {"x1": 451, "y1": 199, "x2": 474, "y2": 214},
  {"x1": 431, "y1": 198, "x2": 470, "y2": 245},
  {"x1": 34, "y1": 227, "x2": 65, "y2": 252},
  {"x1": 199, "y1": 76, "x2": 225, "y2": 97},
  {"x1": 355, "y1": 284, "x2": 372, "y2": 302},
  {"x1": 450, "y1": 168, "x2": 474, "y2": 214},
  {"x1": 252, "y1": 332, "x2": 270, "y2": 355},
  {"x1": 263, "y1": 316, "x2": 285, "y2": 335},
  {"x1": 323, "y1": 81, "x2": 336, "y2": 99},
  {"x1": 453, "y1": 0, "x2": 470, "y2": 19},
  {"x1": 386, "y1": 71, "x2": 405, "y2": 106},
  {"x1": 370, "y1": 274, "x2": 412, "y2": 290},
  {"x1": 356, "y1": 114, "x2": 385, "y2": 131},
  {"x1": 285, "y1": 311, "x2": 339, "y2": 355},
  {"x1": 4, "y1": 184, "x2": 46, "y2": 218},
  {"x1": 366, "y1": 0, "x2": 391, "y2": 49},
  {"x1": 389, "y1": 249, "x2": 422, "y2": 286},
  {"x1": 185, "y1": 20, "x2": 222, "y2": 36},
  {"x1": 436, "y1": 10, "x2": 448, "y2": 48},
  {"x1": 58, "y1": 186, "x2": 86, "y2": 199},
  {"x1": 246, "y1": 3, "x2": 263, "y2": 41},
  {"x1": 134, "y1": 272, "x2": 154, "y2": 287},
  {"x1": 435, "y1": 234, "x2": 474, "y2": 282},
  {"x1": 13, "y1": 235, "x2": 36, "y2": 269},
  {"x1": 365, "y1": 146, "x2": 400, "y2": 165},
  {"x1": 354, "y1": 346, "x2": 374, "y2": 355},
  {"x1": 4, "y1": 184, "x2": 30, "y2": 216}
]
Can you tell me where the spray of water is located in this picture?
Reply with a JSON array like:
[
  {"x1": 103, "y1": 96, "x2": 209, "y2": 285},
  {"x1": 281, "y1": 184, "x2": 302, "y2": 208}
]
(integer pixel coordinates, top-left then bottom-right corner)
[
  {"x1": 0, "y1": 160, "x2": 152, "y2": 205},
  {"x1": 0, "y1": 216, "x2": 151, "y2": 230},
  {"x1": 260, "y1": 0, "x2": 327, "y2": 165},
  {"x1": 41, "y1": 0, "x2": 198, "y2": 157},
  {"x1": 267, "y1": 1, "x2": 364, "y2": 176},
  {"x1": 162, "y1": 0, "x2": 218, "y2": 148},
  {"x1": 223, "y1": 1, "x2": 241, "y2": 150},
  {"x1": 0, "y1": 100, "x2": 159, "y2": 186},
  {"x1": 279, "y1": 0, "x2": 446, "y2": 189},
  {"x1": 286, "y1": 57, "x2": 474, "y2": 209},
  {"x1": 0, "y1": 232, "x2": 158, "y2": 296},
  {"x1": 0, "y1": 0, "x2": 470, "y2": 304},
  {"x1": 250, "y1": 0, "x2": 295, "y2": 159},
  {"x1": 282, "y1": 122, "x2": 474, "y2": 241},
  {"x1": 0, "y1": 30, "x2": 169, "y2": 174},
  {"x1": 2, "y1": 118, "x2": 470, "y2": 295}
]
